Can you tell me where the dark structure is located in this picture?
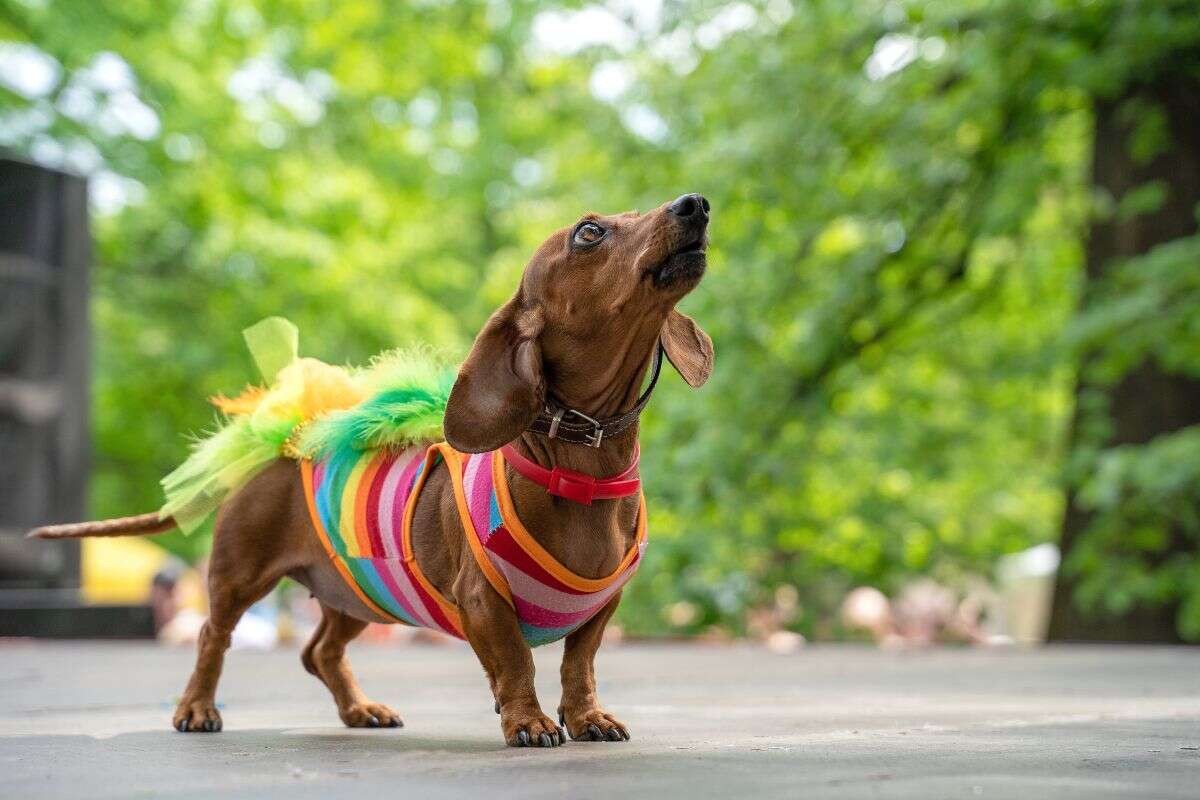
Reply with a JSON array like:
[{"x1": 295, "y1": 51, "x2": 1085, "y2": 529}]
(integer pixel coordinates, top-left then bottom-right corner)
[
  {"x1": 1048, "y1": 72, "x2": 1200, "y2": 643},
  {"x1": 0, "y1": 158, "x2": 153, "y2": 637}
]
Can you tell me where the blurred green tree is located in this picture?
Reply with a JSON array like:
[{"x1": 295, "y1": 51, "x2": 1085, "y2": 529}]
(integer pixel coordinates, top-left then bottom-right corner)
[{"x1": 1, "y1": 0, "x2": 1197, "y2": 638}]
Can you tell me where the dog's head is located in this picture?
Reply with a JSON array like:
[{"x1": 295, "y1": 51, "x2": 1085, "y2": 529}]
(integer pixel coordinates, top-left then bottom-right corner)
[{"x1": 444, "y1": 193, "x2": 714, "y2": 453}]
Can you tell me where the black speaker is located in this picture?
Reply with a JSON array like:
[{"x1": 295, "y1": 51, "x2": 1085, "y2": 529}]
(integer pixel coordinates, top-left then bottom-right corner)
[
  {"x1": 0, "y1": 157, "x2": 90, "y2": 590},
  {"x1": 0, "y1": 158, "x2": 149, "y2": 636}
]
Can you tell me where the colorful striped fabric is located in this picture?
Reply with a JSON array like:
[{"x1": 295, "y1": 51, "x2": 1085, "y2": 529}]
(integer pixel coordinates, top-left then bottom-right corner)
[
  {"x1": 301, "y1": 444, "x2": 464, "y2": 638},
  {"x1": 300, "y1": 442, "x2": 646, "y2": 648},
  {"x1": 457, "y1": 449, "x2": 647, "y2": 646}
]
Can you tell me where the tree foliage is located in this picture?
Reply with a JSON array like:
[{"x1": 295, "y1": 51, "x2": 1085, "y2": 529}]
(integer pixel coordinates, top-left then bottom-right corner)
[{"x1": 2, "y1": 0, "x2": 1198, "y2": 637}]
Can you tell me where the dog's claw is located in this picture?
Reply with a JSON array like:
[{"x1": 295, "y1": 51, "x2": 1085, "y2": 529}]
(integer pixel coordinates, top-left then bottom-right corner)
[
  {"x1": 342, "y1": 702, "x2": 402, "y2": 729},
  {"x1": 173, "y1": 699, "x2": 223, "y2": 734},
  {"x1": 495, "y1": 701, "x2": 501, "y2": 715},
  {"x1": 562, "y1": 708, "x2": 630, "y2": 742},
  {"x1": 517, "y1": 730, "x2": 530, "y2": 747},
  {"x1": 557, "y1": 725, "x2": 566, "y2": 745},
  {"x1": 539, "y1": 733, "x2": 552, "y2": 747}
]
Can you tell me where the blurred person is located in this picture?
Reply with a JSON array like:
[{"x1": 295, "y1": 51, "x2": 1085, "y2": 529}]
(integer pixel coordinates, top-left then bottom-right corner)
[
  {"x1": 149, "y1": 559, "x2": 185, "y2": 633},
  {"x1": 842, "y1": 580, "x2": 1008, "y2": 648}
]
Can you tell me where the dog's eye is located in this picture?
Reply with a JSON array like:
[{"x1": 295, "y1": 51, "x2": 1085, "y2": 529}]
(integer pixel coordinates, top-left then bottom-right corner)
[{"x1": 573, "y1": 222, "x2": 605, "y2": 246}]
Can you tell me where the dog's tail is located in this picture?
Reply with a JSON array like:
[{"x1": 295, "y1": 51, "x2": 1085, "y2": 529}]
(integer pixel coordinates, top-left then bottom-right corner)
[{"x1": 27, "y1": 512, "x2": 177, "y2": 540}]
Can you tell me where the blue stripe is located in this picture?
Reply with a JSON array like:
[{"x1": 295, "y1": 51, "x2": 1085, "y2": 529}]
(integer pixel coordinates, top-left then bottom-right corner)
[
  {"x1": 352, "y1": 558, "x2": 421, "y2": 626},
  {"x1": 313, "y1": 467, "x2": 339, "y2": 553},
  {"x1": 314, "y1": 449, "x2": 357, "y2": 556},
  {"x1": 520, "y1": 620, "x2": 581, "y2": 648},
  {"x1": 488, "y1": 492, "x2": 503, "y2": 534}
]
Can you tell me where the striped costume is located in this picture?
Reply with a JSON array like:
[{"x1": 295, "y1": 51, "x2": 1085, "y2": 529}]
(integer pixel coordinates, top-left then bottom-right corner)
[{"x1": 300, "y1": 442, "x2": 647, "y2": 647}]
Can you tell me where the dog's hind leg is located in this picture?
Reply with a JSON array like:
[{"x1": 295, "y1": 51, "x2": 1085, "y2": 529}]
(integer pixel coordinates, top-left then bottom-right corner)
[
  {"x1": 299, "y1": 610, "x2": 329, "y2": 679},
  {"x1": 172, "y1": 460, "x2": 305, "y2": 733},
  {"x1": 302, "y1": 603, "x2": 403, "y2": 728},
  {"x1": 172, "y1": 567, "x2": 281, "y2": 732}
]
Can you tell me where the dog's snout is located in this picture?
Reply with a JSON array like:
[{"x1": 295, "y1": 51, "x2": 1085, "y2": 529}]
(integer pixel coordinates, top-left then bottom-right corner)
[{"x1": 668, "y1": 193, "x2": 710, "y2": 222}]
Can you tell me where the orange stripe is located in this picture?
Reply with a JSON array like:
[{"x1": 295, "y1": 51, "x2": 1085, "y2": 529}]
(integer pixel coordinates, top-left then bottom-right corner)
[
  {"x1": 448, "y1": 451, "x2": 514, "y2": 607},
  {"x1": 492, "y1": 448, "x2": 647, "y2": 592},
  {"x1": 300, "y1": 460, "x2": 396, "y2": 621},
  {"x1": 353, "y1": 451, "x2": 387, "y2": 557},
  {"x1": 400, "y1": 445, "x2": 465, "y2": 636}
]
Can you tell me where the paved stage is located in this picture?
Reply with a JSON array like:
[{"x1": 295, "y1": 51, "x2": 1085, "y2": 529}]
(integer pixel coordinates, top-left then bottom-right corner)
[{"x1": 1, "y1": 641, "x2": 1197, "y2": 798}]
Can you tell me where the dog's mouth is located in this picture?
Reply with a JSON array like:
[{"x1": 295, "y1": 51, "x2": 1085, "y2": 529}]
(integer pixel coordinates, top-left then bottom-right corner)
[{"x1": 652, "y1": 234, "x2": 708, "y2": 288}]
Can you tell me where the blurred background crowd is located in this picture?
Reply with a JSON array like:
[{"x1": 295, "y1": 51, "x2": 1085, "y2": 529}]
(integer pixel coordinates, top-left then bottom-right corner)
[{"x1": 2, "y1": 0, "x2": 1198, "y2": 649}]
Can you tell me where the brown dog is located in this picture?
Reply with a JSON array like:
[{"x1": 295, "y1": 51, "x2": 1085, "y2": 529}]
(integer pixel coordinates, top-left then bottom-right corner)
[{"x1": 32, "y1": 192, "x2": 713, "y2": 748}]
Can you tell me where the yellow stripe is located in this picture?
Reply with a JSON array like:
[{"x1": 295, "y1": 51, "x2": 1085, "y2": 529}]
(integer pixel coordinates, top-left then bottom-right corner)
[
  {"x1": 338, "y1": 454, "x2": 371, "y2": 557},
  {"x1": 492, "y1": 447, "x2": 647, "y2": 593}
]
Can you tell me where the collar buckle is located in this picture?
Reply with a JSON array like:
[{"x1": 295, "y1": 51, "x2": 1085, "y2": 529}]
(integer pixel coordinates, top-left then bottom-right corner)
[{"x1": 551, "y1": 408, "x2": 604, "y2": 448}]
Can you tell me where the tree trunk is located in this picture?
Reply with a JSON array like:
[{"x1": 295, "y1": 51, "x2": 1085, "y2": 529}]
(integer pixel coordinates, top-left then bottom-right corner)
[{"x1": 1046, "y1": 74, "x2": 1200, "y2": 642}]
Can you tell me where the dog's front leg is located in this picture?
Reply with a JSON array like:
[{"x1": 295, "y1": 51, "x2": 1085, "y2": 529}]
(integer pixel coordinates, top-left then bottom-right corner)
[
  {"x1": 456, "y1": 575, "x2": 566, "y2": 747},
  {"x1": 558, "y1": 591, "x2": 630, "y2": 741}
]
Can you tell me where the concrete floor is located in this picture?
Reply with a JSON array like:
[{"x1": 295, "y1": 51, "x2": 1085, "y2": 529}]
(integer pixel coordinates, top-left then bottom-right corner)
[{"x1": 0, "y1": 641, "x2": 1197, "y2": 799}]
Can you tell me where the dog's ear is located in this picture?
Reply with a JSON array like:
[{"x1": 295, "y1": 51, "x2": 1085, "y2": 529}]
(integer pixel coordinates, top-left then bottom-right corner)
[
  {"x1": 660, "y1": 309, "x2": 713, "y2": 388},
  {"x1": 444, "y1": 298, "x2": 545, "y2": 453}
]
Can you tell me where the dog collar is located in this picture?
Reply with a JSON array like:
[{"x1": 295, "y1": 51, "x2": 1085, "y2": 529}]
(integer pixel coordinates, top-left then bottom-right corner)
[
  {"x1": 526, "y1": 343, "x2": 665, "y2": 447},
  {"x1": 499, "y1": 442, "x2": 641, "y2": 505}
]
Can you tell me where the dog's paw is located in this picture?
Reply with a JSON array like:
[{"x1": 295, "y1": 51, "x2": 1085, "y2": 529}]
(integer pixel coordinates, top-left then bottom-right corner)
[
  {"x1": 173, "y1": 700, "x2": 222, "y2": 733},
  {"x1": 502, "y1": 708, "x2": 566, "y2": 748},
  {"x1": 340, "y1": 701, "x2": 403, "y2": 728},
  {"x1": 559, "y1": 706, "x2": 630, "y2": 742}
]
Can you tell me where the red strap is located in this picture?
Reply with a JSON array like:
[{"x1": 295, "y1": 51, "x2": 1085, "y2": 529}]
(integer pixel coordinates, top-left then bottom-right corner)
[{"x1": 498, "y1": 444, "x2": 641, "y2": 505}]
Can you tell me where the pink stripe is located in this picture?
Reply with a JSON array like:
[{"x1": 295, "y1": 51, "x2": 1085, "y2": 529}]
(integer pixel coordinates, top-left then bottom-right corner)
[
  {"x1": 386, "y1": 450, "x2": 424, "y2": 553},
  {"x1": 461, "y1": 451, "x2": 483, "y2": 501},
  {"x1": 408, "y1": 575, "x2": 461, "y2": 637},
  {"x1": 467, "y1": 452, "x2": 494, "y2": 540},
  {"x1": 376, "y1": 448, "x2": 417, "y2": 558},
  {"x1": 376, "y1": 558, "x2": 438, "y2": 629},
  {"x1": 512, "y1": 591, "x2": 617, "y2": 629},
  {"x1": 366, "y1": 557, "x2": 424, "y2": 625},
  {"x1": 489, "y1": 551, "x2": 633, "y2": 614},
  {"x1": 483, "y1": 526, "x2": 591, "y2": 595}
]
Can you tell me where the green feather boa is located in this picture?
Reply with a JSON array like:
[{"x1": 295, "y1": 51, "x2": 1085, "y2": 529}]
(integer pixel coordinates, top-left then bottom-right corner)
[
  {"x1": 160, "y1": 318, "x2": 456, "y2": 534},
  {"x1": 295, "y1": 349, "x2": 456, "y2": 461}
]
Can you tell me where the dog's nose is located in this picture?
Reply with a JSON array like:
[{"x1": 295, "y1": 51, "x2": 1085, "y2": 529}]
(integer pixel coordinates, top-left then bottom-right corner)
[{"x1": 668, "y1": 193, "x2": 710, "y2": 222}]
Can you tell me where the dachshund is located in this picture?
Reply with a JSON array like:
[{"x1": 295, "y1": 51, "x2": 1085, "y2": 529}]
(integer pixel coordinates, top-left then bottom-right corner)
[{"x1": 32, "y1": 192, "x2": 714, "y2": 748}]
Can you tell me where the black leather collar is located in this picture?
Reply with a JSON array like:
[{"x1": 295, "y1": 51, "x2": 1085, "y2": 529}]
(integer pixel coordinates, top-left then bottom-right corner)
[{"x1": 526, "y1": 344, "x2": 664, "y2": 447}]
